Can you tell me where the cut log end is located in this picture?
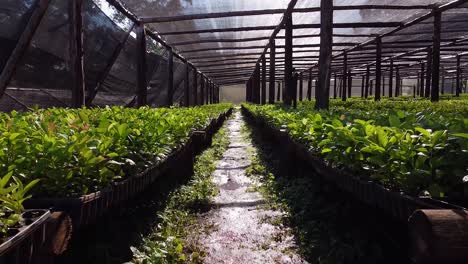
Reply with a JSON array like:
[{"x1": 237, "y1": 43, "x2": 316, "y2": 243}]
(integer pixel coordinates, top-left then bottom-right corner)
[
  {"x1": 46, "y1": 212, "x2": 73, "y2": 255},
  {"x1": 409, "y1": 209, "x2": 468, "y2": 264}
]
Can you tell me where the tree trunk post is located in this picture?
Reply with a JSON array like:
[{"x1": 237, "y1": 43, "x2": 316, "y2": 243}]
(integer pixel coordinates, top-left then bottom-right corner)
[
  {"x1": 70, "y1": 0, "x2": 85, "y2": 108},
  {"x1": 136, "y1": 24, "x2": 148, "y2": 107},
  {"x1": 315, "y1": 0, "x2": 333, "y2": 109},
  {"x1": 269, "y1": 40, "x2": 276, "y2": 104},
  {"x1": 261, "y1": 54, "x2": 267, "y2": 104},
  {"x1": 431, "y1": 10, "x2": 441, "y2": 102},
  {"x1": 365, "y1": 66, "x2": 370, "y2": 98},
  {"x1": 425, "y1": 48, "x2": 432, "y2": 98},
  {"x1": 456, "y1": 55, "x2": 461, "y2": 97},
  {"x1": 375, "y1": 37, "x2": 382, "y2": 101},
  {"x1": 341, "y1": 52, "x2": 348, "y2": 101},
  {"x1": 0, "y1": 0, "x2": 51, "y2": 99},
  {"x1": 284, "y1": 13, "x2": 293, "y2": 106}
]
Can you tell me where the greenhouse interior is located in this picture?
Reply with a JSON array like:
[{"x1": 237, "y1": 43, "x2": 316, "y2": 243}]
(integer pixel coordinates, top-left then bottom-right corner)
[{"x1": 0, "y1": 0, "x2": 467, "y2": 263}]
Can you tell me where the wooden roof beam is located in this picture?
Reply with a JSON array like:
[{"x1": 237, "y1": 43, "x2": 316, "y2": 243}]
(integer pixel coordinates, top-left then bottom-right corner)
[{"x1": 140, "y1": 5, "x2": 433, "y2": 23}]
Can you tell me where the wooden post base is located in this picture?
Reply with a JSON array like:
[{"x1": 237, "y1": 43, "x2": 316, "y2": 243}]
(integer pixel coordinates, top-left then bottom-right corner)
[{"x1": 409, "y1": 209, "x2": 468, "y2": 264}]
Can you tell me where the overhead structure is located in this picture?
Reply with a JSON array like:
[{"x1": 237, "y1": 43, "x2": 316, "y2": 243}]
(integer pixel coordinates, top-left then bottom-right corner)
[{"x1": 0, "y1": 0, "x2": 468, "y2": 110}]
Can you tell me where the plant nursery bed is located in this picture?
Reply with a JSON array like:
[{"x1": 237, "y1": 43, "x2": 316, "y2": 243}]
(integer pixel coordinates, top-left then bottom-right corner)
[
  {"x1": 242, "y1": 106, "x2": 466, "y2": 222},
  {"x1": 0, "y1": 209, "x2": 51, "y2": 264},
  {"x1": 24, "y1": 108, "x2": 232, "y2": 230}
]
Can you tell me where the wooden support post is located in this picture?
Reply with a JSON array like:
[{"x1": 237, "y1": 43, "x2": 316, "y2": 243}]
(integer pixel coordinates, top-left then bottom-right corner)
[
  {"x1": 361, "y1": 75, "x2": 365, "y2": 97},
  {"x1": 136, "y1": 24, "x2": 148, "y2": 107},
  {"x1": 375, "y1": 37, "x2": 382, "y2": 101},
  {"x1": 370, "y1": 80, "x2": 373, "y2": 96},
  {"x1": 200, "y1": 75, "x2": 205, "y2": 105},
  {"x1": 206, "y1": 79, "x2": 210, "y2": 104},
  {"x1": 184, "y1": 63, "x2": 190, "y2": 106},
  {"x1": 347, "y1": 70, "x2": 352, "y2": 98},
  {"x1": 284, "y1": 13, "x2": 294, "y2": 106},
  {"x1": 409, "y1": 210, "x2": 468, "y2": 264},
  {"x1": 395, "y1": 67, "x2": 400, "y2": 97},
  {"x1": 293, "y1": 73, "x2": 298, "y2": 108},
  {"x1": 333, "y1": 73, "x2": 338, "y2": 99},
  {"x1": 0, "y1": 0, "x2": 50, "y2": 99},
  {"x1": 261, "y1": 55, "x2": 267, "y2": 104},
  {"x1": 382, "y1": 75, "x2": 385, "y2": 97},
  {"x1": 413, "y1": 84, "x2": 416, "y2": 98},
  {"x1": 277, "y1": 81, "x2": 281, "y2": 101},
  {"x1": 417, "y1": 74, "x2": 420, "y2": 96},
  {"x1": 365, "y1": 66, "x2": 370, "y2": 98},
  {"x1": 167, "y1": 48, "x2": 174, "y2": 106},
  {"x1": 431, "y1": 10, "x2": 441, "y2": 102},
  {"x1": 269, "y1": 40, "x2": 276, "y2": 104},
  {"x1": 456, "y1": 55, "x2": 461, "y2": 97},
  {"x1": 193, "y1": 69, "x2": 198, "y2": 105},
  {"x1": 420, "y1": 63, "x2": 425, "y2": 97},
  {"x1": 70, "y1": 0, "x2": 85, "y2": 108},
  {"x1": 389, "y1": 59, "x2": 394, "y2": 97},
  {"x1": 425, "y1": 48, "x2": 432, "y2": 98},
  {"x1": 255, "y1": 65, "x2": 261, "y2": 103},
  {"x1": 341, "y1": 52, "x2": 348, "y2": 101},
  {"x1": 441, "y1": 68, "x2": 445, "y2": 95},
  {"x1": 307, "y1": 69, "x2": 313, "y2": 100},
  {"x1": 299, "y1": 73, "x2": 304, "y2": 101},
  {"x1": 246, "y1": 79, "x2": 250, "y2": 102},
  {"x1": 315, "y1": 0, "x2": 333, "y2": 109},
  {"x1": 339, "y1": 77, "x2": 343, "y2": 98}
]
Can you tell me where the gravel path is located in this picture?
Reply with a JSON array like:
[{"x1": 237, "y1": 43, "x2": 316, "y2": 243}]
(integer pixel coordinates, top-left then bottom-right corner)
[{"x1": 197, "y1": 111, "x2": 308, "y2": 264}]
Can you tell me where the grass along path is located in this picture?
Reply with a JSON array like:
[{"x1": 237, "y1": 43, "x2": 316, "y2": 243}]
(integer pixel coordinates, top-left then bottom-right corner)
[
  {"x1": 131, "y1": 121, "x2": 230, "y2": 263},
  {"x1": 195, "y1": 110, "x2": 307, "y2": 263}
]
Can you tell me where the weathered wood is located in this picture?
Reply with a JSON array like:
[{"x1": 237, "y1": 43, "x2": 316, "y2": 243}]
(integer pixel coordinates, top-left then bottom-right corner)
[
  {"x1": 141, "y1": 5, "x2": 431, "y2": 23},
  {"x1": 408, "y1": 209, "x2": 468, "y2": 264},
  {"x1": 136, "y1": 24, "x2": 148, "y2": 107},
  {"x1": 87, "y1": 23, "x2": 135, "y2": 105},
  {"x1": 158, "y1": 22, "x2": 403, "y2": 36},
  {"x1": 284, "y1": 13, "x2": 294, "y2": 106},
  {"x1": 307, "y1": 69, "x2": 313, "y2": 100},
  {"x1": 389, "y1": 59, "x2": 394, "y2": 97},
  {"x1": 299, "y1": 73, "x2": 304, "y2": 101},
  {"x1": 333, "y1": 73, "x2": 338, "y2": 99},
  {"x1": 341, "y1": 52, "x2": 348, "y2": 101},
  {"x1": 365, "y1": 66, "x2": 370, "y2": 98},
  {"x1": 293, "y1": 72, "x2": 298, "y2": 108},
  {"x1": 423, "y1": 48, "x2": 432, "y2": 98},
  {"x1": 70, "y1": 0, "x2": 85, "y2": 108},
  {"x1": 261, "y1": 55, "x2": 267, "y2": 104},
  {"x1": 200, "y1": 75, "x2": 205, "y2": 105},
  {"x1": 395, "y1": 67, "x2": 400, "y2": 97},
  {"x1": 0, "y1": 0, "x2": 50, "y2": 99},
  {"x1": 277, "y1": 81, "x2": 281, "y2": 101},
  {"x1": 315, "y1": 0, "x2": 333, "y2": 109},
  {"x1": 441, "y1": 68, "x2": 445, "y2": 94},
  {"x1": 184, "y1": 63, "x2": 190, "y2": 106},
  {"x1": 456, "y1": 55, "x2": 461, "y2": 96},
  {"x1": 193, "y1": 69, "x2": 198, "y2": 105},
  {"x1": 375, "y1": 37, "x2": 382, "y2": 101},
  {"x1": 167, "y1": 48, "x2": 174, "y2": 106},
  {"x1": 361, "y1": 75, "x2": 365, "y2": 97},
  {"x1": 420, "y1": 63, "x2": 426, "y2": 96},
  {"x1": 347, "y1": 70, "x2": 352, "y2": 98},
  {"x1": 269, "y1": 41, "x2": 276, "y2": 104},
  {"x1": 431, "y1": 11, "x2": 441, "y2": 102}
]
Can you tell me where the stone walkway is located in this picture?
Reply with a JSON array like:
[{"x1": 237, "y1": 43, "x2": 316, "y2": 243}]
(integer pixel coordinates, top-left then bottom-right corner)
[{"x1": 197, "y1": 111, "x2": 307, "y2": 264}]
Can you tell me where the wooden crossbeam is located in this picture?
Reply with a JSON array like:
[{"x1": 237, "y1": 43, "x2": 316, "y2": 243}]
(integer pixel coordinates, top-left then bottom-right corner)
[
  {"x1": 140, "y1": 5, "x2": 432, "y2": 23},
  {"x1": 159, "y1": 22, "x2": 403, "y2": 36},
  {"x1": 0, "y1": 0, "x2": 50, "y2": 99}
]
